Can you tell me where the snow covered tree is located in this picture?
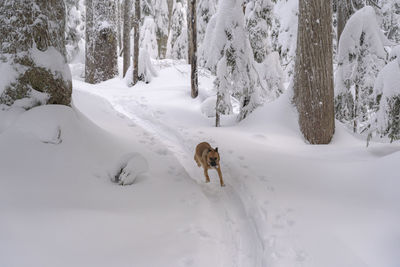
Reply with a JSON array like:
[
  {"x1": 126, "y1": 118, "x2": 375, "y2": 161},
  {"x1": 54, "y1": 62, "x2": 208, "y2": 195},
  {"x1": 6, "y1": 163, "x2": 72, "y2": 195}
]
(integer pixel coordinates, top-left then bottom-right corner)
[
  {"x1": 380, "y1": 0, "x2": 400, "y2": 43},
  {"x1": 122, "y1": 0, "x2": 131, "y2": 77},
  {"x1": 335, "y1": 7, "x2": 389, "y2": 133},
  {"x1": 0, "y1": 0, "x2": 72, "y2": 107},
  {"x1": 207, "y1": 0, "x2": 261, "y2": 125},
  {"x1": 133, "y1": 0, "x2": 141, "y2": 85},
  {"x1": 368, "y1": 52, "x2": 400, "y2": 142},
  {"x1": 270, "y1": 0, "x2": 298, "y2": 79},
  {"x1": 65, "y1": 0, "x2": 85, "y2": 63},
  {"x1": 197, "y1": 0, "x2": 217, "y2": 66},
  {"x1": 197, "y1": 0, "x2": 217, "y2": 45},
  {"x1": 337, "y1": 0, "x2": 354, "y2": 44},
  {"x1": 293, "y1": 0, "x2": 335, "y2": 144},
  {"x1": 245, "y1": 0, "x2": 274, "y2": 63},
  {"x1": 140, "y1": 17, "x2": 159, "y2": 59},
  {"x1": 85, "y1": 0, "x2": 118, "y2": 84},
  {"x1": 154, "y1": 0, "x2": 170, "y2": 58},
  {"x1": 166, "y1": 0, "x2": 188, "y2": 60}
]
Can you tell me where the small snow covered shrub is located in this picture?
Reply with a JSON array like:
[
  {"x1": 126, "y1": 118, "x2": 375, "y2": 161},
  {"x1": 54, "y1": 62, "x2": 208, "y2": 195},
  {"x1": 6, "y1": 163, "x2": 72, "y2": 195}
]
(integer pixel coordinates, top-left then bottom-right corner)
[
  {"x1": 138, "y1": 49, "x2": 158, "y2": 83},
  {"x1": 335, "y1": 6, "x2": 389, "y2": 133},
  {"x1": 125, "y1": 49, "x2": 158, "y2": 85}
]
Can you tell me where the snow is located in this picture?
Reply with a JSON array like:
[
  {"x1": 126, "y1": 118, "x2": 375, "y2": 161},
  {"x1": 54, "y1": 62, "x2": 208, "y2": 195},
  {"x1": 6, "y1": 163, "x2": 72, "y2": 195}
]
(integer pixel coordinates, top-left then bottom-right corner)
[
  {"x1": 0, "y1": 59, "x2": 399, "y2": 267},
  {"x1": 0, "y1": 60, "x2": 19, "y2": 96},
  {"x1": 31, "y1": 46, "x2": 72, "y2": 82}
]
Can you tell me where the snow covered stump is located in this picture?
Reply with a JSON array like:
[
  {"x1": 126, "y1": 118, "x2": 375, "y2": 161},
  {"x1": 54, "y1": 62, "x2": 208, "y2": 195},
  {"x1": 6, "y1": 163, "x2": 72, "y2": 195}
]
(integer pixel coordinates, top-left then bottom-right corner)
[{"x1": 109, "y1": 153, "x2": 149, "y2": 186}]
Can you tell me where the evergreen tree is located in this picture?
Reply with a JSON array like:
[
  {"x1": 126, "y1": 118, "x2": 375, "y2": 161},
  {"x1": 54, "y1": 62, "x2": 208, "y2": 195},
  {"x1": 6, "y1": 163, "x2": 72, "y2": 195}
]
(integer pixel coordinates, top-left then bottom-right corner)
[
  {"x1": 368, "y1": 54, "x2": 400, "y2": 142},
  {"x1": 0, "y1": 0, "x2": 72, "y2": 107},
  {"x1": 122, "y1": 0, "x2": 131, "y2": 77},
  {"x1": 208, "y1": 0, "x2": 260, "y2": 125},
  {"x1": 294, "y1": 0, "x2": 334, "y2": 144},
  {"x1": 140, "y1": 17, "x2": 159, "y2": 59},
  {"x1": 154, "y1": 0, "x2": 170, "y2": 58},
  {"x1": 335, "y1": 7, "x2": 388, "y2": 133},
  {"x1": 65, "y1": 0, "x2": 86, "y2": 63},
  {"x1": 166, "y1": 0, "x2": 188, "y2": 60},
  {"x1": 245, "y1": 0, "x2": 274, "y2": 63}
]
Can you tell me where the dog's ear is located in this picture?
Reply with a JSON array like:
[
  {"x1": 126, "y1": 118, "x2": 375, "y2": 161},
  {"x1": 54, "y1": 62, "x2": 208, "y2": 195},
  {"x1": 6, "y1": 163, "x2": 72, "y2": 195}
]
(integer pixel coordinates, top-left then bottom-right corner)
[{"x1": 215, "y1": 147, "x2": 218, "y2": 153}]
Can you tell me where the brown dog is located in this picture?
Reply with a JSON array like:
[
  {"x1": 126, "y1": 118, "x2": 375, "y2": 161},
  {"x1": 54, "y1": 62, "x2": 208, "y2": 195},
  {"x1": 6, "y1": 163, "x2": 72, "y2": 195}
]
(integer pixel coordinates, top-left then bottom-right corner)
[{"x1": 194, "y1": 142, "x2": 225, "y2": 187}]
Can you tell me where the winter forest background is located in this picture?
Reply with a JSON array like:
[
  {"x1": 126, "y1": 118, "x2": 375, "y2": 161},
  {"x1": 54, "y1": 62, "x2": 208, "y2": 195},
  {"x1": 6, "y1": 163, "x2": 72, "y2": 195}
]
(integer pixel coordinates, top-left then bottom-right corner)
[{"x1": 1, "y1": 0, "x2": 400, "y2": 267}]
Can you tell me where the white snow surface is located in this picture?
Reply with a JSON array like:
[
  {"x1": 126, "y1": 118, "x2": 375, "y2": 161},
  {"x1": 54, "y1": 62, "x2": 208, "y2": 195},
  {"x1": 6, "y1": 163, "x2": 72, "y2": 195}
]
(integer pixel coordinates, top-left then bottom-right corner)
[{"x1": 0, "y1": 60, "x2": 399, "y2": 267}]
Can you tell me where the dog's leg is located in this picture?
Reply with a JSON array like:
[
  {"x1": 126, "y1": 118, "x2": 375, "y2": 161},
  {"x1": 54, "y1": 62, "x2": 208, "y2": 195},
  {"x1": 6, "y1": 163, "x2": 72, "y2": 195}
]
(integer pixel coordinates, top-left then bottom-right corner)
[
  {"x1": 194, "y1": 154, "x2": 201, "y2": 167},
  {"x1": 216, "y1": 166, "x2": 225, "y2": 187},
  {"x1": 203, "y1": 168, "x2": 210, "y2": 183}
]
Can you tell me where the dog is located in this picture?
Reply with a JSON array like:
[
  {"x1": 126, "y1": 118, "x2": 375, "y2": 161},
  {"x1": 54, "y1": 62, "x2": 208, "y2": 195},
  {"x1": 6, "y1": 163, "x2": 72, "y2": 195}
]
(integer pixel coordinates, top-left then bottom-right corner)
[{"x1": 194, "y1": 142, "x2": 225, "y2": 187}]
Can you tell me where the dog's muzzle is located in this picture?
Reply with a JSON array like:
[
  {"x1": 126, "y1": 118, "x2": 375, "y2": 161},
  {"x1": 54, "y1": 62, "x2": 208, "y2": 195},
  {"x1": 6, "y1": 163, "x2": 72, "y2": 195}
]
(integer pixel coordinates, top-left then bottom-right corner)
[{"x1": 210, "y1": 161, "x2": 217, "y2": 167}]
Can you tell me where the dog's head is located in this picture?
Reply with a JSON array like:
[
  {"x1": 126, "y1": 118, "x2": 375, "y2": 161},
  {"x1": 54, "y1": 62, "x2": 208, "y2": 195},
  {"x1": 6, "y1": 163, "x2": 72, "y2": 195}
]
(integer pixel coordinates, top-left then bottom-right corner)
[{"x1": 207, "y1": 147, "x2": 220, "y2": 168}]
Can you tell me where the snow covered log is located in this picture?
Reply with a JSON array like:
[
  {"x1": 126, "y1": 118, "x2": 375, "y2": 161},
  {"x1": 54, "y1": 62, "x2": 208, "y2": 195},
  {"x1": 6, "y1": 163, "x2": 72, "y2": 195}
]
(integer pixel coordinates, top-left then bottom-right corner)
[{"x1": 0, "y1": 0, "x2": 72, "y2": 108}]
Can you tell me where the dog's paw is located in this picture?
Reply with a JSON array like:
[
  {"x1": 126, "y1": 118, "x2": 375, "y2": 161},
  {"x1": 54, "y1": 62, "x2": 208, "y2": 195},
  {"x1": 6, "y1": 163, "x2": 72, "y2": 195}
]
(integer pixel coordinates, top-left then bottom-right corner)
[{"x1": 220, "y1": 183, "x2": 226, "y2": 187}]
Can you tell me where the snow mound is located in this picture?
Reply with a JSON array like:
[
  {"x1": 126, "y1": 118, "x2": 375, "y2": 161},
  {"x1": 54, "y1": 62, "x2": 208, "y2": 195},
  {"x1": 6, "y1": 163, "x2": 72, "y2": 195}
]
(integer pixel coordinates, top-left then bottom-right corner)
[{"x1": 109, "y1": 153, "x2": 149, "y2": 185}]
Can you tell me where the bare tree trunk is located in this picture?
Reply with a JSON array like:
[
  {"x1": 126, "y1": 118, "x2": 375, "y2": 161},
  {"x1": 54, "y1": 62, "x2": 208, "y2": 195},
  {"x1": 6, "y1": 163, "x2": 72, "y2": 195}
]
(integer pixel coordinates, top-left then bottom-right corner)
[
  {"x1": 293, "y1": 0, "x2": 335, "y2": 144},
  {"x1": 337, "y1": 0, "x2": 353, "y2": 44},
  {"x1": 190, "y1": 0, "x2": 198, "y2": 98},
  {"x1": 133, "y1": 0, "x2": 140, "y2": 85},
  {"x1": 85, "y1": 0, "x2": 94, "y2": 83},
  {"x1": 187, "y1": 0, "x2": 193, "y2": 65},
  {"x1": 122, "y1": 0, "x2": 131, "y2": 77},
  {"x1": 117, "y1": 0, "x2": 122, "y2": 51}
]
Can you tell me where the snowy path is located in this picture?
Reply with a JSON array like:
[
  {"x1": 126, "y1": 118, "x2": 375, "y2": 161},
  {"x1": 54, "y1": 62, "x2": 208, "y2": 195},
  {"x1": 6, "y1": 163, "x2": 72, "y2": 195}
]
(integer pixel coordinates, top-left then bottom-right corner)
[
  {"x1": 73, "y1": 81, "x2": 264, "y2": 266},
  {"x1": 71, "y1": 63, "x2": 400, "y2": 267}
]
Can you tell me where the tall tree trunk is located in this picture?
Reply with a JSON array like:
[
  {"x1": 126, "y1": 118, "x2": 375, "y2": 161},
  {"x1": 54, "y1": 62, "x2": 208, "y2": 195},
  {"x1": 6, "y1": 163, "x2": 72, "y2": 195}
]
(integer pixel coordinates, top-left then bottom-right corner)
[
  {"x1": 187, "y1": 0, "x2": 193, "y2": 65},
  {"x1": 294, "y1": 0, "x2": 335, "y2": 144},
  {"x1": 117, "y1": 0, "x2": 122, "y2": 51},
  {"x1": 122, "y1": 0, "x2": 131, "y2": 77},
  {"x1": 133, "y1": 0, "x2": 140, "y2": 85},
  {"x1": 0, "y1": 0, "x2": 72, "y2": 106},
  {"x1": 85, "y1": 0, "x2": 95, "y2": 83},
  {"x1": 337, "y1": 0, "x2": 353, "y2": 44},
  {"x1": 190, "y1": 0, "x2": 198, "y2": 98},
  {"x1": 85, "y1": 0, "x2": 118, "y2": 84}
]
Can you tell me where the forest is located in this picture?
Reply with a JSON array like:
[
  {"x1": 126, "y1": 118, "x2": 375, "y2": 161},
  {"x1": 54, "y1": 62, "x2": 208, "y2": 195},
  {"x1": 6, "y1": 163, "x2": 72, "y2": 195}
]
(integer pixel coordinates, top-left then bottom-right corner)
[{"x1": 0, "y1": 0, "x2": 399, "y2": 267}]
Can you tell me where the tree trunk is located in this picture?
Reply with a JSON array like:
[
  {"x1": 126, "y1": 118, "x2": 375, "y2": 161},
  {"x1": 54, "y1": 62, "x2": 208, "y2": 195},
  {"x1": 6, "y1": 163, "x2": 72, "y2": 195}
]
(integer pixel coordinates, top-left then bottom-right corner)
[
  {"x1": 133, "y1": 0, "x2": 140, "y2": 85},
  {"x1": 85, "y1": 0, "x2": 118, "y2": 84},
  {"x1": 122, "y1": 0, "x2": 131, "y2": 77},
  {"x1": 190, "y1": 0, "x2": 198, "y2": 98},
  {"x1": 293, "y1": 0, "x2": 335, "y2": 144},
  {"x1": 0, "y1": 0, "x2": 72, "y2": 107},
  {"x1": 187, "y1": 0, "x2": 193, "y2": 65},
  {"x1": 337, "y1": 0, "x2": 353, "y2": 44}
]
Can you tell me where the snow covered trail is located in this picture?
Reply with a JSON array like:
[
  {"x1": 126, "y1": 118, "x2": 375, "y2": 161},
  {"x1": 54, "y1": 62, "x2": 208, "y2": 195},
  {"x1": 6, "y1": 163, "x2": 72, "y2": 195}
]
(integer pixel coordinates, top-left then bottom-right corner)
[
  {"x1": 71, "y1": 62, "x2": 400, "y2": 267},
  {"x1": 73, "y1": 80, "x2": 264, "y2": 266}
]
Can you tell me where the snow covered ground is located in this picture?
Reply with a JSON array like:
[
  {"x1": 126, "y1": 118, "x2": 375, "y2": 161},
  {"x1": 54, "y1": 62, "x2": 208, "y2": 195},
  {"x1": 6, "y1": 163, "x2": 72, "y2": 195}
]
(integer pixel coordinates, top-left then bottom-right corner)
[{"x1": 1, "y1": 60, "x2": 400, "y2": 267}]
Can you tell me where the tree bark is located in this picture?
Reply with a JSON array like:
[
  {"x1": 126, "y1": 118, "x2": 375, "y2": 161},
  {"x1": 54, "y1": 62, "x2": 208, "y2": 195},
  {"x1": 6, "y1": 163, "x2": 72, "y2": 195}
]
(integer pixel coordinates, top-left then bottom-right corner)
[
  {"x1": 293, "y1": 0, "x2": 335, "y2": 144},
  {"x1": 187, "y1": 0, "x2": 193, "y2": 65},
  {"x1": 85, "y1": 0, "x2": 118, "y2": 84},
  {"x1": 122, "y1": 0, "x2": 131, "y2": 77},
  {"x1": 133, "y1": 0, "x2": 140, "y2": 85},
  {"x1": 190, "y1": 0, "x2": 198, "y2": 98}
]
